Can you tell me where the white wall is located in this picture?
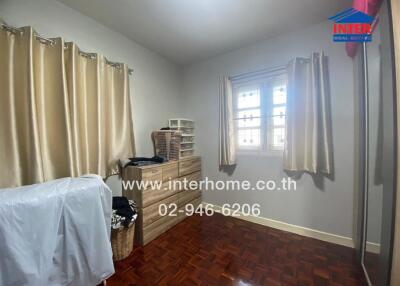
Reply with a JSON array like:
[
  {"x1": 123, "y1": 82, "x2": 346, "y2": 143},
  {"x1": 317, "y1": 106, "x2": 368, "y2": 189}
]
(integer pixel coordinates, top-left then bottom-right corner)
[
  {"x1": 0, "y1": 0, "x2": 184, "y2": 195},
  {"x1": 182, "y1": 21, "x2": 356, "y2": 238}
]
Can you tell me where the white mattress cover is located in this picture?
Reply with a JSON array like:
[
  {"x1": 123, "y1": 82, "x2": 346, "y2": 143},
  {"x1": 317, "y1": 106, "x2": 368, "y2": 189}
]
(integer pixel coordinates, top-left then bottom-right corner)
[{"x1": 0, "y1": 175, "x2": 115, "y2": 286}]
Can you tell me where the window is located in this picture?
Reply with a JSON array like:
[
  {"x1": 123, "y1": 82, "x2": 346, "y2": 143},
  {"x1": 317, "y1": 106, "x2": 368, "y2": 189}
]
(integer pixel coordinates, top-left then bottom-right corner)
[
  {"x1": 269, "y1": 84, "x2": 287, "y2": 150},
  {"x1": 235, "y1": 88, "x2": 261, "y2": 149},
  {"x1": 233, "y1": 76, "x2": 287, "y2": 154}
]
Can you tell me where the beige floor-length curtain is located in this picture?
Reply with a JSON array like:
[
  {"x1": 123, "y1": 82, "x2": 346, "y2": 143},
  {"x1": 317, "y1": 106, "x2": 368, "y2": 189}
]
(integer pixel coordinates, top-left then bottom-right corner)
[
  {"x1": 219, "y1": 76, "x2": 236, "y2": 166},
  {"x1": 0, "y1": 24, "x2": 135, "y2": 188},
  {"x1": 64, "y1": 43, "x2": 135, "y2": 177},
  {"x1": 283, "y1": 52, "x2": 333, "y2": 174}
]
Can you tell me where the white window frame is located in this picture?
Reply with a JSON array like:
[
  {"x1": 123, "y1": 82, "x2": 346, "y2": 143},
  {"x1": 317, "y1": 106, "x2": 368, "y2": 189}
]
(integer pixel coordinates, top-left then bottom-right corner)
[
  {"x1": 233, "y1": 83, "x2": 264, "y2": 153},
  {"x1": 267, "y1": 80, "x2": 287, "y2": 152},
  {"x1": 233, "y1": 74, "x2": 287, "y2": 157}
]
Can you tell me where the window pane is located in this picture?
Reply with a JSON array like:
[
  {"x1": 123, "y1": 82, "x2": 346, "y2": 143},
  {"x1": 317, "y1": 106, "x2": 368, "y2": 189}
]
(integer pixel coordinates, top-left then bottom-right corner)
[
  {"x1": 273, "y1": 85, "x2": 286, "y2": 105},
  {"x1": 272, "y1": 127, "x2": 285, "y2": 149},
  {"x1": 238, "y1": 89, "x2": 260, "y2": 109},
  {"x1": 273, "y1": 106, "x2": 286, "y2": 126},
  {"x1": 238, "y1": 129, "x2": 260, "y2": 147},
  {"x1": 238, "y1": 109, "x2": 260, "y2": 128}
]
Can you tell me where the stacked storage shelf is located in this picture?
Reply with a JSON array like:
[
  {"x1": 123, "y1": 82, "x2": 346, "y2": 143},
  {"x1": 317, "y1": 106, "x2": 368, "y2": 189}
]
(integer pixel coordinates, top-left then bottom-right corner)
[{"x1": 168, "y1": 118, "x2": 195, "y2": 158}]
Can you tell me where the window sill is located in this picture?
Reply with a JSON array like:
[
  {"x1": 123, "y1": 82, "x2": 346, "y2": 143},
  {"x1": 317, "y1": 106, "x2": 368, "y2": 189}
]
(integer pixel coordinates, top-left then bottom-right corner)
[{"x1": 236, "y1": 149, "x2": 283, "y2": 157}]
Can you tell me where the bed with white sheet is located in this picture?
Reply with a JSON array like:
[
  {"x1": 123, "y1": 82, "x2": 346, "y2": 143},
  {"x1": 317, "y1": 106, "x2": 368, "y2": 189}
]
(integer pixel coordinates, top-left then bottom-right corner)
[{"x1": 0, "y1": 175, "x2": 115, "y2": 286}]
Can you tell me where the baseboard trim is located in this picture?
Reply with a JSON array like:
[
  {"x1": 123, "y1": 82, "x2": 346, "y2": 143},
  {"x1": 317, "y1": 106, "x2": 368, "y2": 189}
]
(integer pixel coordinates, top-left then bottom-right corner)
[
  {"x1": 202, "y1": 202, "x2": 355, "y2": 248},
  {"x1": 366, "y1": 242, "x2": 381, "y2": 254}
]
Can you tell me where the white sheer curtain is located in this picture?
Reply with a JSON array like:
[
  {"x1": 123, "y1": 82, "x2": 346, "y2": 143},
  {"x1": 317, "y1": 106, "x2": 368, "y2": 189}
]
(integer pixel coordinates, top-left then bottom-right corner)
[
  {"x1": 219, "y1": 76, "x2": 236, "y2": 166},
  {"x1": 283, "y1": 52, "x2": 333, "y2": 174}
]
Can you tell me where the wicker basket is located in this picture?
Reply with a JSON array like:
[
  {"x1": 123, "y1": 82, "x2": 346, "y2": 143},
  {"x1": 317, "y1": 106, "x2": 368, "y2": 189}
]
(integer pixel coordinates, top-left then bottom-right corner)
[
  {"x1": 111, "y1": 222, "x2": 135, "y2": 261},
  {"x1": 152, "y1": 130, "x2": 181, "y2": 161}
]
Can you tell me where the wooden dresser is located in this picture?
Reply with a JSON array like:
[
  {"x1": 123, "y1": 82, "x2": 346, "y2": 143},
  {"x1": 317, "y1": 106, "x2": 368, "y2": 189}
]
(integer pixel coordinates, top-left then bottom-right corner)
[{"x1": 122, "y1": 156, "x2": 202, "y2": 245}]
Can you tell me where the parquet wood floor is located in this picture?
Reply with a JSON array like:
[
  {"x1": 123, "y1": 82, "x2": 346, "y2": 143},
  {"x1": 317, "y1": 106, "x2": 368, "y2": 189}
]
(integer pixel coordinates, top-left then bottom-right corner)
[{"x1": 107, "y1": 213, "x2": 366, "y2": 286}]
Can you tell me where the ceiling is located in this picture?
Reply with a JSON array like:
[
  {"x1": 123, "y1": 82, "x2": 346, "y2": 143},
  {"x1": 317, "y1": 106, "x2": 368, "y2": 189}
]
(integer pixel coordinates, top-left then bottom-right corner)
[{"x1": 57, "y1": 0, "x2": 351, "y2": 65}]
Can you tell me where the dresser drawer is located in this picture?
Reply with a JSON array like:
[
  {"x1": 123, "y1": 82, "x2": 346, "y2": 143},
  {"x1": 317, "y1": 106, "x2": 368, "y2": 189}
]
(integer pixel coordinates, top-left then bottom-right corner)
[
  {"x1": 178, "y1": 190, "x2": 201, "y2": 207},
  {"x1": 141, "y1": 194, "x2": 179, "y2": 227},
  {"x1": 180, "y1": 170, "x2": 201, "y2": 187},
  {"x1": 122, "y1": 165, "x2": 163, "y2": 188},
  {"x1": 162, "y1": 162, "x2": 179, "y2": 181},
  {"x1": 142, "y1": 180, "x2": 179, "y2": 207},
  {"x1": 179, "y1": 157, "x2": 201, "y2": 176},
  {"x1": 142, "y1": 167, "x2": 163, "y2": 183}
]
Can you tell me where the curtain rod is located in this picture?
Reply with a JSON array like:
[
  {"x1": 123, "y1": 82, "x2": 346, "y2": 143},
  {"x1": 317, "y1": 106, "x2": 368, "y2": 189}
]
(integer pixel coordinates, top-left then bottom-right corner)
[
  {"x1": 1, "y1": 22, "x2": 134, "y2": 75},
  {"x1": 229, "y1": 64, "x2": 287, "y2": 81}
]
